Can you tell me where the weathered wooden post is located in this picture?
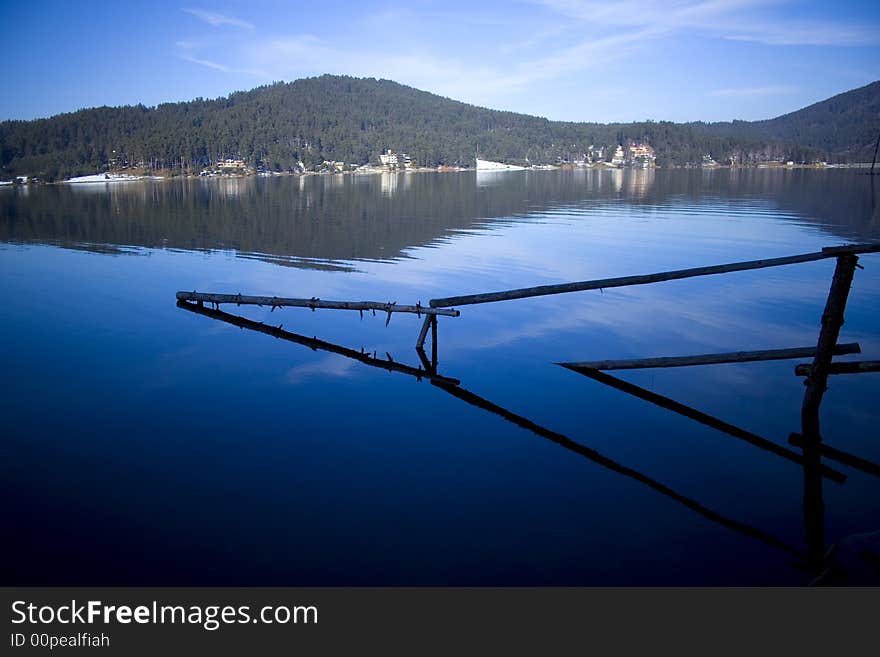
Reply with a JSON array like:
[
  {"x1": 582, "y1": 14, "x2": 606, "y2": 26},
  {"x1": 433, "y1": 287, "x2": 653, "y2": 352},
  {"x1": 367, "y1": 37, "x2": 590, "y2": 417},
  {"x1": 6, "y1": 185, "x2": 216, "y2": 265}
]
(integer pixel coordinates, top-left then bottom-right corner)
[
  {"x1": 800, "y1": 254, "x2": 859, "y2": 441},
  {"x1": 430, "y1": 315, "x2": 438, "y2": 370},
  {"x1": 798, "y1": 254, "x2": 858, "y2": 575},
  {"x1": 415, "y1": 315, "x2": 432, "y2": 350}
]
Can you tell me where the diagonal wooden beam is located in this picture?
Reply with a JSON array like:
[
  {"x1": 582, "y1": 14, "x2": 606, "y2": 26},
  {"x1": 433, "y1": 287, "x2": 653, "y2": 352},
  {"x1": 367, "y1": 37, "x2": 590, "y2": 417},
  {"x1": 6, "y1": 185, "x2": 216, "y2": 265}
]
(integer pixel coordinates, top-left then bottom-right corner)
[
  {"x1": 430, "y1": 243, "x2": 880, "y2": 307},
  {"x1": 431, "y1": 379, "x2": 803, "y2": 558},
  {"x1": 789, "y1": 434, "x2": 880, "y2": 478}
]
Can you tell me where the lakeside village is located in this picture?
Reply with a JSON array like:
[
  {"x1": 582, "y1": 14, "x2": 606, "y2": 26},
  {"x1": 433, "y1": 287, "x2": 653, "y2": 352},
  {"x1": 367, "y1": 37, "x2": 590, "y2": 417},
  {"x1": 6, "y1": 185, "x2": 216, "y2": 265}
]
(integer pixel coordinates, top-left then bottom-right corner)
[{"x1": 2, "y1": 142, "x2": 842, "y2": 186}]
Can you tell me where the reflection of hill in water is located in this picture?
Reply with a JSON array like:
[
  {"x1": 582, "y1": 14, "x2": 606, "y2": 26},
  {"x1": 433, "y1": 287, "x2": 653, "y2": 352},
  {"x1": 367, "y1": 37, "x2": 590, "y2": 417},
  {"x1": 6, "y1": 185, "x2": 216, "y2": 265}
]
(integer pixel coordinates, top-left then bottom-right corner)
[{"x1": 1, "y1": 169, "x2": 877, "y2": 267}]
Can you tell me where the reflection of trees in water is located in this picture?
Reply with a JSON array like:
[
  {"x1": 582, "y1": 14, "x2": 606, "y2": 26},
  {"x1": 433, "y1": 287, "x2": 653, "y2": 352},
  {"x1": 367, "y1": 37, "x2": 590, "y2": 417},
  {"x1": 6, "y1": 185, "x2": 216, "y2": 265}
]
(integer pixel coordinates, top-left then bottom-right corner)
[{"x1": 1, "y1": 170, "x2": 877, "y2": 266}]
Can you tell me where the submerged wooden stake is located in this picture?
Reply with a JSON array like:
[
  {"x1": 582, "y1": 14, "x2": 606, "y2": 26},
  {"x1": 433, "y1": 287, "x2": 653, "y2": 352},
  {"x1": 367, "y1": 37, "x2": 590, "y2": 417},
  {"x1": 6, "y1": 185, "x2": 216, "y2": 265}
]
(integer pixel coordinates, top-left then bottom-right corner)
[{"x1": 560, "y1": 343, "x2": 861, "y2": 372}]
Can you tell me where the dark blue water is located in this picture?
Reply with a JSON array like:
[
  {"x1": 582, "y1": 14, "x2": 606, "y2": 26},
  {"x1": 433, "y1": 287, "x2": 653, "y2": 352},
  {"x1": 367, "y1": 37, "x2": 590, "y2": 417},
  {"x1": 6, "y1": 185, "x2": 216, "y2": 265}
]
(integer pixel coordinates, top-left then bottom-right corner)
[{"x1": 2, "y1": 168, "x2": 879, "y2": 585}]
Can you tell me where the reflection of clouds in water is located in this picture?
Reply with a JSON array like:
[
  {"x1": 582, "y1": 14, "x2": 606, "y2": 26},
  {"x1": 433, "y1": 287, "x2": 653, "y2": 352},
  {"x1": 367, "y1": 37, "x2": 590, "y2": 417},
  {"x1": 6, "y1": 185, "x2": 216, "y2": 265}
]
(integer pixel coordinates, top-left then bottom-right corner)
[
  {"x1": 284, "y1": 354, "x2": 360, "y2": 384},
  {"x1": 354, "y1": 199, "x2": 859, "y2": 303}
]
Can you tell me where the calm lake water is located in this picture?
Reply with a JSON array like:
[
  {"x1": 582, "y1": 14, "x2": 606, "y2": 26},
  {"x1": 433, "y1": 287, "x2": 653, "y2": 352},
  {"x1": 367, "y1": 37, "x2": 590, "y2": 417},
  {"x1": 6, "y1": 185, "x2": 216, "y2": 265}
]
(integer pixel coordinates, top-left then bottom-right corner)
[{"x1": 2, "y1": 168, "x2": 879, "y2": 585}]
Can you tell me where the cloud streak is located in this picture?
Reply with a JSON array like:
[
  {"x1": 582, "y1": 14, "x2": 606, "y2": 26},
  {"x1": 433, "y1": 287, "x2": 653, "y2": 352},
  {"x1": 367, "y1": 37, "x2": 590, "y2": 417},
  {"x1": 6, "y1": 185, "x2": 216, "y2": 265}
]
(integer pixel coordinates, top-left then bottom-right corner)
[
  {"x1": 534, "y1": 0, "x2": 880, "y2": 47},
  {"x1": 183, "y1": 8, "x2": 255, "y2": 30},
  {"x1": 170, "y1": 0, "x2": 880, "y2": 122},
  {"x1": 179, "y1": 54, "x2": 267, "y2": 77}
]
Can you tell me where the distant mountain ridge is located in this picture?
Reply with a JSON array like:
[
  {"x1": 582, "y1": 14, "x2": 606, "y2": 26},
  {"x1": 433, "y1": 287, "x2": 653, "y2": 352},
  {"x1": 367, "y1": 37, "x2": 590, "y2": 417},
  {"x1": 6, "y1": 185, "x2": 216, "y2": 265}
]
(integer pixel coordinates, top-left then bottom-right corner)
[
  {"x1": 692, "y1": 80, "x2": 880, "y2": 161},
  {"x1": 1, "y1": 75, "x2": 878, "y2": 179}
]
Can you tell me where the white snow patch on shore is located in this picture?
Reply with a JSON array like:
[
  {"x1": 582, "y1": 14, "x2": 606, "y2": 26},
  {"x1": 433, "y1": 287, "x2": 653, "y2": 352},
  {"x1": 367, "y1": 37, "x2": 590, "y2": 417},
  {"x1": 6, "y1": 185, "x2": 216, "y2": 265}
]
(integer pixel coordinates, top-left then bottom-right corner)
[{"x1": 65, "y1": 173, "x2": 145, "y2": 184}]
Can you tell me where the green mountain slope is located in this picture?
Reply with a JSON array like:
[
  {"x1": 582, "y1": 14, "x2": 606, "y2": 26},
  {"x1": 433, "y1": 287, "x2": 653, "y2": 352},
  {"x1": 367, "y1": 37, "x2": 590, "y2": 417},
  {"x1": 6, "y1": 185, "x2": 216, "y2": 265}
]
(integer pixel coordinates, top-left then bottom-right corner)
[
  {"x1": 693, "y1": 80, "x2": 880, "y2": 161},
  {"x1": 1, "y1": 75, "x2": 878, "y2": 180}
]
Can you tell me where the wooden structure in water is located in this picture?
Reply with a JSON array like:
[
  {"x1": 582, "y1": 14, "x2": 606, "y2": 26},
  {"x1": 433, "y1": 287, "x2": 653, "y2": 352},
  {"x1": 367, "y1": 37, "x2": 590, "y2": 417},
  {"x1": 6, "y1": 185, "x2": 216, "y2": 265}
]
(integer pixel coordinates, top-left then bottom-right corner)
[{"x1": 177, "y1": 240, "x2": 880, "y2": 581}]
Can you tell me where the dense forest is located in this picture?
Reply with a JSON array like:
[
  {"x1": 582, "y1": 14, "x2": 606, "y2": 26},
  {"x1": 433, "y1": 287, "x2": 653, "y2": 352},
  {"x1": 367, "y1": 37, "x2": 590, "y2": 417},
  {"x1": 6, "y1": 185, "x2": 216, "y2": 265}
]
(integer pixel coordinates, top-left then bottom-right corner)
[{"x1": 1, "y1": 75, "x2": 878, "y2": 180}]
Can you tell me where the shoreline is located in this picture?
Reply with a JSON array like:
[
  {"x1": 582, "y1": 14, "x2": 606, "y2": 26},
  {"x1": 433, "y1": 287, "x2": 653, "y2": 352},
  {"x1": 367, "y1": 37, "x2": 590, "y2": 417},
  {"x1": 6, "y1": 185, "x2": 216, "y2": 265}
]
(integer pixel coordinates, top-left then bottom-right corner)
[{"x1": 3, "y1": 162, "x2": 876, "y2": 187}]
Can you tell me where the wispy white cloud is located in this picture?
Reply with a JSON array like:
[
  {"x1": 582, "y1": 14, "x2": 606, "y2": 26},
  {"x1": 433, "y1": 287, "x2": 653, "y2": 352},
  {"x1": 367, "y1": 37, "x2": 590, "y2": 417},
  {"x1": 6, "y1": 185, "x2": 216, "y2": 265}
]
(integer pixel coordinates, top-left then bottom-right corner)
[
  {"x1": 183, "y1": 8, "x2": 254, "y2": 30},
  {"x1": 170, "y1": 0, "x2": 879, "y2": 121},
  {"x1": 179, "y1": 54, "x2": 267, "y2": 78},
  {"x1": 533, "y1": 0, "x2": 880, "y2": 47},
  {"x1": 709, "y1": 84, "x2": 797, "y2": 97},
  {"x1": 226, "y1": 27, "x2": 656, "y2": 106},
  {"x1": 725, "y1": 22, "x2": 880, "y2": 46}
]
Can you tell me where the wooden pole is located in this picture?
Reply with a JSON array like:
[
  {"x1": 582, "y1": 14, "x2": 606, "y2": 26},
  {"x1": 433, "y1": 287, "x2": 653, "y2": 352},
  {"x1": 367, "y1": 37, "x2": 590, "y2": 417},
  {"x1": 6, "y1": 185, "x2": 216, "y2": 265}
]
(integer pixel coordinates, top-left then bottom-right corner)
[
  {"x1": 177, "y1": 291, "x2": 460, "y2": 317},
  {"x1": 559, "y1": 366, "x2": 846, "y2": 483},
  {"x1": 430, "y1": 315, "x2": 438, "y2": 369},
  {"x1": 794, "y1": 360, "x2": 880, "y2": 377},
  {"x1": 800, "y1": 255, "x2": 859, "y2": 442},
  {"x1": 431, "y1": 380, "x2": 802, "y2": 558},
  {"x1": 429, "y1": 243, "x2": 880, "y2": 308},
  {"x1": 415, "y1": 314, "x2": 432, "y2": 350},
  {"x1": 561, "y1": 343, "x2": 860, "y2": 372},
  {"x1": 176, "y1": 300, "x2": 460, "y2": 385},
  {"x1": 794, "y1": 255, "x2": 859, "y2": 577}
]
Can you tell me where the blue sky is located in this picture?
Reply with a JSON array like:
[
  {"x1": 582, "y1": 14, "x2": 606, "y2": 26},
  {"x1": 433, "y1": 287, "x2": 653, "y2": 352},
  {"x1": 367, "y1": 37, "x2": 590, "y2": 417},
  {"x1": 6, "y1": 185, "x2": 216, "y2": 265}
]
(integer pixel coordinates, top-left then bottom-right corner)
[{"x1": 2, "y1": 0, "x2": 879, "y2": 123}]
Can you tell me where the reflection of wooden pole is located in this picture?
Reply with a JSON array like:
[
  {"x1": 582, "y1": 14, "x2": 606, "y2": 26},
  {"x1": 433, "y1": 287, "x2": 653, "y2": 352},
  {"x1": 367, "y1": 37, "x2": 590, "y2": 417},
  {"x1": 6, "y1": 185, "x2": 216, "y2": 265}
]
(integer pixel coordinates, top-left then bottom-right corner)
[
  {"x1": 431, "y1": 380, "x2": 802, "y2": 558},
  {"x1": 801, "y1": 255, "x2": 859, "y2": 442},
  {"x1": 790, "y1": 433, "x2": 880, "y2": 478},
  {"x1": 560, "y1": 366, "x2": 845, "y2": 482},
  {"x1": 562, "y1": 343, "x2": 860, "y2": 372},
  {"x1": 176, "y1": 300, "x2": 460, "y2": 385},
  {"x1": 415, "y1": 347, "x2": 433, "y2": 373},
  {"x1": 801, "y1": 437, "x2": 826, "y2": 575}
]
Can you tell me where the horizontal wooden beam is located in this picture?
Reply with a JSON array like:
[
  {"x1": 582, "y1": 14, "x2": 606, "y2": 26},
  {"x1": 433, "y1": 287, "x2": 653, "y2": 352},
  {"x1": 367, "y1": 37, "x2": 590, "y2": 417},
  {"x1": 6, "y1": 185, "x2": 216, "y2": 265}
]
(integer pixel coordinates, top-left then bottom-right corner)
[
  {"x1": 794, "y1": 360, "x2": 880, "y2": 377},
  {"x1": 559, "y1": 365, "x2": 846, "y2": 483},
  {"x1": 430, "y1": 243, "x2": 880, "y2": 308},
  {"x1": 176, "y1": 300, "x2": 460, "y2": 385},
  {"x1": 559, "y1": 343, "x2": 861, "y2": 371},
  {"x1": 177, "y1": 291, "x2": 460, "y2": 317}
]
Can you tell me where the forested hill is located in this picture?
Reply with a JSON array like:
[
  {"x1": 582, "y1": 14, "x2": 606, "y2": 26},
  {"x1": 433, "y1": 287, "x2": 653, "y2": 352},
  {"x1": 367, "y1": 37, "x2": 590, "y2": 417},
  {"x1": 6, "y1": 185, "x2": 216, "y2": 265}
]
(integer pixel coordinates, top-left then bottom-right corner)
[
  {"x1": 692, "y1": 80, "x2": 880, "y2": 162},
  {"x1": 1, "y1": 75, "x2": 878, "y2": 180}
]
